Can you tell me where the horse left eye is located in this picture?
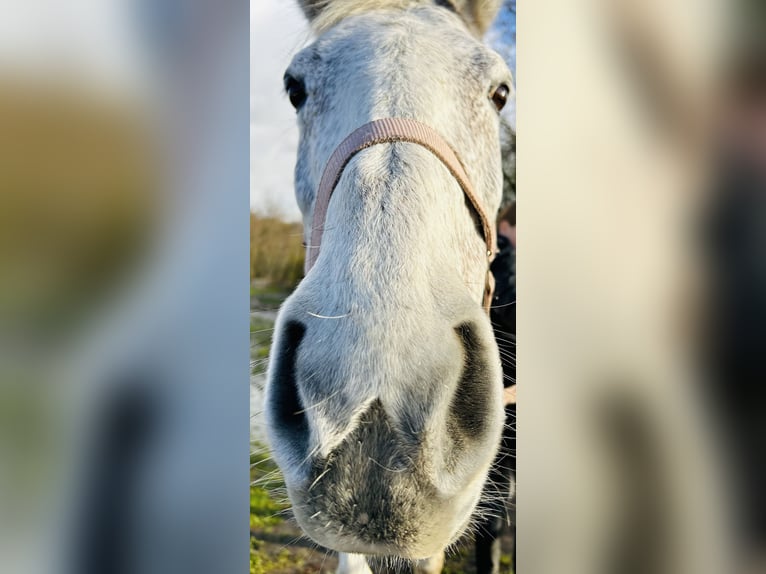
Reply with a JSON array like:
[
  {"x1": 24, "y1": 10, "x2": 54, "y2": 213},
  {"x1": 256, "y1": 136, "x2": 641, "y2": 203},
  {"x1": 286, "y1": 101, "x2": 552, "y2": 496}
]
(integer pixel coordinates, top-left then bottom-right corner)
[
  {"x1": 284, "y1": 74, "x2": 307, "y2": 110},
  {"x1": 490, "y1": 83, "x2": 510, "y2": 111}
]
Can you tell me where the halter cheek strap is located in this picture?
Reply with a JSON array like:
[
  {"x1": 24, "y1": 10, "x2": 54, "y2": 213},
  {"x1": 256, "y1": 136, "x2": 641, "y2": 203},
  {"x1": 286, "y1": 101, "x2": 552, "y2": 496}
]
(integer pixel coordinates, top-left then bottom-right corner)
[{"x1": 305, "y1": 117, "x2": 497, "y2": 313}]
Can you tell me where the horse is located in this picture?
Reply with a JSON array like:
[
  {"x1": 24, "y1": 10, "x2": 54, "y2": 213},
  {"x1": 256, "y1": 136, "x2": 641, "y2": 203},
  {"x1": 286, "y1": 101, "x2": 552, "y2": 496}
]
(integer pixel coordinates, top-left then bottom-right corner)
[{"x1": 263, "y1": 1, "x2": 513, "y2": 571}]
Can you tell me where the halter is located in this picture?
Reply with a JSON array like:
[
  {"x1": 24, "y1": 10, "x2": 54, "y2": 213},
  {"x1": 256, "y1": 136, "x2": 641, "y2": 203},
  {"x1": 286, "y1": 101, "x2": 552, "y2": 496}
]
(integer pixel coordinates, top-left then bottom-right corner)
[{"x1": 304, "y1": 118, "x2": 497, "y2": 312}]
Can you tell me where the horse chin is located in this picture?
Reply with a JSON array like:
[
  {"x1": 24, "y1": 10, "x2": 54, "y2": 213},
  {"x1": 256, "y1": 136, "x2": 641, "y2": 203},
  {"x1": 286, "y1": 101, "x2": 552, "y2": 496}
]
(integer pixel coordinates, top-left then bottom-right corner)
[
  {"x1": 284, "y1": 436, "x2": 493, "y2": 560},
  {"x1": 290, "y1": 494, "x2": 481, "y2": 561}
]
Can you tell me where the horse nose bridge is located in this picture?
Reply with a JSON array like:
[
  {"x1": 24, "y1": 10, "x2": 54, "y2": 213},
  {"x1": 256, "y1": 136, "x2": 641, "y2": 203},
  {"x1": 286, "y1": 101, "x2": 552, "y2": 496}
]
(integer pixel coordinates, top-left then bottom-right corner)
[
  {"x1": 306, "y1": 140, "x2": 472, "y2": 291},
  {"x1": 283, "y1": 276, "x2": 449, "y2": 352}
]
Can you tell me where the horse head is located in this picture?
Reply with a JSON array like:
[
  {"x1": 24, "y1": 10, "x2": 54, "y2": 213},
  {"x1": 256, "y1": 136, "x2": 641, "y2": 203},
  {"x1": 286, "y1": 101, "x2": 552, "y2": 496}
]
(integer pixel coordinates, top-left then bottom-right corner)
[{"x1": 265, "y1": 0, "x2": 511, "y2": 560}]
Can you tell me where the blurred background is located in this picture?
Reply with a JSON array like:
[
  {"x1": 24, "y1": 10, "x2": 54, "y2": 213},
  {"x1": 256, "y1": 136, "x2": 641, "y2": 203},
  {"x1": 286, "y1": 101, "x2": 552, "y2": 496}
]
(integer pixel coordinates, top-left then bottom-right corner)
[
  {"x1": 0, "y1": 1, "x2": 249, "y2": 573},
  {"x1": 519, "y1": 0, "x2": 765, "y2": 573}
]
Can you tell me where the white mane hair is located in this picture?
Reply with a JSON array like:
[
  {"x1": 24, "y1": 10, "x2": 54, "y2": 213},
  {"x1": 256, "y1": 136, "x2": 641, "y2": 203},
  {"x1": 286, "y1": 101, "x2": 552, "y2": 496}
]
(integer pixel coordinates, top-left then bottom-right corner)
[{"x1": 302, "y1": 0, "x2": 501, "y2": 36}]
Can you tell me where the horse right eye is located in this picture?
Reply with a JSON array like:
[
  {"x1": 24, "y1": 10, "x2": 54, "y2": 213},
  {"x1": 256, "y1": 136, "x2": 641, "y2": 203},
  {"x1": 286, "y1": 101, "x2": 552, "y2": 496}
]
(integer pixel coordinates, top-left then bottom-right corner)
[
  {"x1": 284, "y1": 75, "x2": 307, "y2": 110},
  {"x1": 490, "y1": 83, "x2": 511, "y2": 112}
]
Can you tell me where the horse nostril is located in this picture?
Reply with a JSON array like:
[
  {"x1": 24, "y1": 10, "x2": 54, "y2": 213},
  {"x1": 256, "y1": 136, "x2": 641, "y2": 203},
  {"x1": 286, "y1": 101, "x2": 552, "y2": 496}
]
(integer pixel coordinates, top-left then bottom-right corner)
[
  {"x1": 270, "y1": 321, "x2": 309, "y2": 454},
  {"x1": 449, "y1": 323, "x2": 492, "y2": 440}
]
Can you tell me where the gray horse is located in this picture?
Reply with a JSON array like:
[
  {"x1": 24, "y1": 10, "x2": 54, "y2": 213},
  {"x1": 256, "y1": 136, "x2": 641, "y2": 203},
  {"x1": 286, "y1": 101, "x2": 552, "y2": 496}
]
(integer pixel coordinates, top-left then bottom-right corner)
[{"x1": 264, "y1": 1, "x2": 512, "y2": 571}]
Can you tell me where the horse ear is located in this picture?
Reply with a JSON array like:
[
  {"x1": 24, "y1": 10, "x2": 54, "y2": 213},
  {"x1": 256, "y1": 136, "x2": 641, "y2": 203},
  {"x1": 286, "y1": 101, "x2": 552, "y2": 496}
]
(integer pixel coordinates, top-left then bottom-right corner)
[
  {"x1": 295, "y1": 0, "x2": 327, "y2": 21},
  {"x1": 446, "y1": 0, "x2": 502, "y2": 36},
  {"x1": 295, "y1": 0, "x2": 502, "y2": 36}
]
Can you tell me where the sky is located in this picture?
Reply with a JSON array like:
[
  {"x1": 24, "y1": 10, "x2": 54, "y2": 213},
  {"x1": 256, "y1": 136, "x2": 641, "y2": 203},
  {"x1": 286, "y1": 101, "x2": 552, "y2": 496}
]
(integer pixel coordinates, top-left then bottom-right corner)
[
  {"x1": 250, "y1": 0, "x2": 516, "y2": 222},
  {"x1": 250, "y1": 0, "x2": 310, "y2": 221}
]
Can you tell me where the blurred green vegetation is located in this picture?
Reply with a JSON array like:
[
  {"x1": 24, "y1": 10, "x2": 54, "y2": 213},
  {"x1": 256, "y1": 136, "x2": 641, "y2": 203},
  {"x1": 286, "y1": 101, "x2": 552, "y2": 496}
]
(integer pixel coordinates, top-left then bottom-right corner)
[
  {"x1": 250, "y1": 283, "x2": 291, "y2": 310},
  {"x1": 250, "y1": 213, "x2": 304, "y2": 289}
]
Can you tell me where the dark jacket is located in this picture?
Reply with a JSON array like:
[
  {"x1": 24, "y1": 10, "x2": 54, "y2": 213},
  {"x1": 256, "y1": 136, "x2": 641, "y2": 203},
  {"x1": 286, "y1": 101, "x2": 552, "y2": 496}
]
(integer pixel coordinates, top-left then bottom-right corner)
[{"x1": 490, "y1": 234, "x2": 516, "y2": 385}]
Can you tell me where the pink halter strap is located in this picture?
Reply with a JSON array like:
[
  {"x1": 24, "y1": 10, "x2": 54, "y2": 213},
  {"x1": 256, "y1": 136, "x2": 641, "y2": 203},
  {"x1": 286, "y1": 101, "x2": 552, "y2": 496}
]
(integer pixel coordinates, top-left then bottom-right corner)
[{"x1": 305, "y1": 118, "x2": 496, "y2": 312}]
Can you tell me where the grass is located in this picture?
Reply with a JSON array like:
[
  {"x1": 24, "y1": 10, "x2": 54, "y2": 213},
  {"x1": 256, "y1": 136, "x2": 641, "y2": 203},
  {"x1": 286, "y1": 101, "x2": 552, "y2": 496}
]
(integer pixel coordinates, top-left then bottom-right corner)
[
  {"x1": 250, "y1": 446, "x2": 289, "y2": 530},
  {"x1": 250, "y1": 442, "x2": 336, "y2": 573},
  {"x1": 251, "y1": 283, "x2": 291, "y2": 311},
  {"x1": 250, "y1": 316, "x2": 274, "y2": 376},
  {"x1": 250, "y1": 543, "x2": 304, "y2": 574}
]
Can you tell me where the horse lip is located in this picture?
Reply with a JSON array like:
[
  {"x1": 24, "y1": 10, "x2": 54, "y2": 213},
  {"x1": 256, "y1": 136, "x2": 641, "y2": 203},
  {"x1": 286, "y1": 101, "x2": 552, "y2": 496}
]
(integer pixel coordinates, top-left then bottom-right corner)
[
  {"x1": 286, "y1": 464, "x2": 482, "y2": 560},
  {"x1": 303, "y1": 528, "x2": 401, "y2": 558},
  {"x1": 291, "y1": 507, "x2": 446, "y2": 560}
]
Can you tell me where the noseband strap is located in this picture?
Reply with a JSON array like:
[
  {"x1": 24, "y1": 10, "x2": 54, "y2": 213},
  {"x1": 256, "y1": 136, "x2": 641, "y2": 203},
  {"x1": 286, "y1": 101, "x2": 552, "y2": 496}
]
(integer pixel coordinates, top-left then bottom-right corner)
[{"x1": 306, "y1": 118, "x2": 496, "y2": 312}]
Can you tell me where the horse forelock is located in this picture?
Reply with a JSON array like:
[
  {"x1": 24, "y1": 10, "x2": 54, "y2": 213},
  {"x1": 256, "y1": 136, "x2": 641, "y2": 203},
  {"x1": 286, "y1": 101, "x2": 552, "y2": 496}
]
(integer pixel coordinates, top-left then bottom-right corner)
[
  {"x1": 300, "y1": 0, "x2": 499, "y2": 37},
  {"x1": 307, "y1": 0, "x2": 433, "y2": 34}
]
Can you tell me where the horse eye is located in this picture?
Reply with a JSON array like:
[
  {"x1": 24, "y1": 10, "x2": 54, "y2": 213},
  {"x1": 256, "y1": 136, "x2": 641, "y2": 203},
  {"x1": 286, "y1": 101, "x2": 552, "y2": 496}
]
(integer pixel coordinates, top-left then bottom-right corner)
[
  {"x1": 284, "y1": 75, "x2": 307, "y2": 110},
  {"x1": 490, "y1": 83, "x2": 510, "y2": 111}
]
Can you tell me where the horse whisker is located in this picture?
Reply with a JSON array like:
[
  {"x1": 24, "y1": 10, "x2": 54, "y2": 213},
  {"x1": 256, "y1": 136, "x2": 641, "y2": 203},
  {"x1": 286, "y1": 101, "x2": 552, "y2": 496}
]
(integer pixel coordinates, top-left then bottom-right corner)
[{"x1": 306, "y1": 310, "x2": 351, "y2": 319}]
